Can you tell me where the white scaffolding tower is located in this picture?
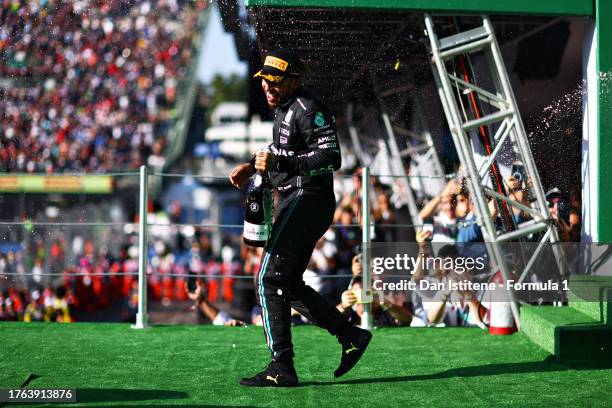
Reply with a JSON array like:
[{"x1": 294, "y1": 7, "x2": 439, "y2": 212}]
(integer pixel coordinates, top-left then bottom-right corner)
[
  {"x1": 371, "y1": 76, "x2": 447, "y2": 227},
  {"x1": 424, "y1": 15, "x2": 567, "y2": 327}
]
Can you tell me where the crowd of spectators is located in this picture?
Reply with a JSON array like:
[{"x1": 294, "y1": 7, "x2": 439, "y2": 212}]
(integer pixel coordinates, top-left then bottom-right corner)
[
  {"x1": 0, "y1": 174, "x2": 403, "y2": 324},
  {"x1": 0, "y1": 0, "x2": 582, "y2": 330},
  {"x1": 0, "y1": 225, "x2": 242, "y2": 322},
  {"x1": 0, "y1": 0, "x2": 206, "y2": 173},
  {"x1": 0, "y1": 165, "x2": 581, "y2": 327},
  {"x1": 417, "y1": 173, "x2": 581, "y2": 245},
  {"x1": 0, "y1": 284, "x2": 76, "y2": 322}
]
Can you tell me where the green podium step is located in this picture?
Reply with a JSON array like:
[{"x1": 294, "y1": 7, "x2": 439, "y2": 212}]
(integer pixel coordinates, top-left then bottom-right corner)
[
  {"x1": 520, "y1": 306, "x2": 612, "y2": 360},
  {"x1": 568, "y1": 275, "x2": 612, "y2": 325},
  {"x1": 521, "y1": 276, "x2": 612, "y2": 361}
]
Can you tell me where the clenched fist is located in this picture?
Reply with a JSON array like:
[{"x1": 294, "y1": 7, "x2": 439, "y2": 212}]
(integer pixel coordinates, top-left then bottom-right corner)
[{"x1": 254, "y1": 150, "x2": 277, "y2": 172}]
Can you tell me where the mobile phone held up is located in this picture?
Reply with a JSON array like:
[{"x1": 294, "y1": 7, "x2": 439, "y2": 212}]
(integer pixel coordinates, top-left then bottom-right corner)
[{"x1": 422, "y1": 223, "x2": 434, "y2": 241}]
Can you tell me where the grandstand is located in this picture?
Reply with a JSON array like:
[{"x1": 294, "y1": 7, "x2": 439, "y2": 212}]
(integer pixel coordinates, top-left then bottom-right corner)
[
  {"x1": 0, "y1": 0, "x2": 207, "y2": 173},
  {"x1": 0, "y1": 0, "x2": 611, "y2": 406}
]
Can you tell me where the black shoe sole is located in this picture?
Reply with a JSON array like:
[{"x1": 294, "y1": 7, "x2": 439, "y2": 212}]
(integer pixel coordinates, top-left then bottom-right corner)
[
  {"x1": 334, "y1": 329, "x2": 373, "y2": 378},
  {"x1": 239, "y1": 378, "x2": 299, "y2": 387}
]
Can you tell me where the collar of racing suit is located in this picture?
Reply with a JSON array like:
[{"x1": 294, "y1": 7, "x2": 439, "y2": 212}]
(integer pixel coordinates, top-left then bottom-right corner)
[{"x1": 277, "y1": 87, "x2": 303, "y2": 110}]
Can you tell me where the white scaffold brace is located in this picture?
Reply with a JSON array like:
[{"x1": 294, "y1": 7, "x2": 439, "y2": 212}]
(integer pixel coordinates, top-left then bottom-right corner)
[{"x1": 371, "y1": 74, "x2": 446, "y2": 226}]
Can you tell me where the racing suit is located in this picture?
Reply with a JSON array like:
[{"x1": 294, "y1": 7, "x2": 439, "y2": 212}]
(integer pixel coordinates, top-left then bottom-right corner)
[{"x1": 256, "y1": 88, "x2": 352, "y2": 361}]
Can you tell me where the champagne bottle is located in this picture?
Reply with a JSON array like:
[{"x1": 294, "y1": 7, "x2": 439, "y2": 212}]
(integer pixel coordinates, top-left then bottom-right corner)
[{"x1": 243, "y1": 171, "x2": 272, "y2": 247}]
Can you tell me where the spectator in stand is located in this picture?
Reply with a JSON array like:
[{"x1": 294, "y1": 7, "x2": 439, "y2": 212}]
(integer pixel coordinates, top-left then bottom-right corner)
[
  {"x1": 373, "y1": 192, "x2": 397, "y2": 242},
  {"x1": 185, "y1": 279, "x2": 244, "y2": 326},
  {"x1": 348, "y1": 170, "x2": 364, "y2": 216},
  {"x1": 51, "y1": 286, "x2": 74, "y2": 323},
  {"x1": 306, "y1": 235, "x2": 338, "y2": 302},
  {"x1": 122, "y1": 280, "x2": 139, "y2": 322},
  {"x1": 419, "y1": 179, "x2": 459, "y2": 242},
  {"x1": 411, "y1": 229, "x2": 486, "y2": 328},
  {"x1": 566, "y1": 208, "x2": 581, "y2": 242},
  {"x1": 546, "y1": 187, "x2": 580, "y2": 242},
  {"x1": 351, "y1": 253, "x2": 363, "y2": 278},
  {"x1": 454, "y1": 183, "x2": 498, "y2": 268},
  {"x1": 506, "y1": 176, "x2": 532, "y2": 225},
  {"x1": 23, "y1": 290, "x2": 44, "y2": 322},
  {"x1": 336, "y1": 277, "x2": 412, "y2": 327},
  {"x1": 455, "y1": 187, "x2": 482, "y2": 243},
  {"x1": 31, "y1": 258, "x2": 44, "y2": 286},
  {"x1": 241, "y1": 245, "x2": 263, "y2": 277},
  {"x1": 331, "y1": 206, "x2": 361, "y2": 297},
  {"x1": 2, "y1": 294, "x2": 18, "y2": 321}
]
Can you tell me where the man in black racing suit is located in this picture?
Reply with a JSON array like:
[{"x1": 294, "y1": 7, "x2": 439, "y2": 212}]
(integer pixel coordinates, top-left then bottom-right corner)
[{"x1": 229, "y1": 50, "x2": 371, "y2": 387}]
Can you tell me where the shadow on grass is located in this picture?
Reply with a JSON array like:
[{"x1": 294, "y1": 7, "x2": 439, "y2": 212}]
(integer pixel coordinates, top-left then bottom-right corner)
[
  {"x1": 69, "y1": 389, "x2": 257, "y2": 407},
  {"x1": 301, "y1": 357, "x2": 612, "y2": 386},
  {"x1": 76, "y1": 388, "x2": 187, "y2": 403}
]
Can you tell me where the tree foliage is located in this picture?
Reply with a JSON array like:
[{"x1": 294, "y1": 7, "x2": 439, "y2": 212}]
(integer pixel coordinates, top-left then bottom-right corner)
[{"x1": 205, "y1": 73, "x2": 246, "y2": 111}]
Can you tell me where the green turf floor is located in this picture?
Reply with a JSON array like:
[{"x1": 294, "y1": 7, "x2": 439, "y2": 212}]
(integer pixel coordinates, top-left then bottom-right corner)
[{"x1": 1, "y1": 323, "x2": 611, "y2": 407}]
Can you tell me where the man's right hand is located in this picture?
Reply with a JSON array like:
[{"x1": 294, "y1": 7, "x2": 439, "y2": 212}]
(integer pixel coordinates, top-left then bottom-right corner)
[
  {"x1": 229, "y1": 163, "x2": 256, "y2": 189},
  {"x1": 442, "y1": 179, "x2": 460, "y2": 196},
  {"x1": 416, "y1": 229, "x2": 432, "y2": 245},
  {"x1": 340, "y1": 290, "x2": 357, "y2": 310},
  {"x1": 186, "y1": 281, "x2": 204, "y2": 303}
]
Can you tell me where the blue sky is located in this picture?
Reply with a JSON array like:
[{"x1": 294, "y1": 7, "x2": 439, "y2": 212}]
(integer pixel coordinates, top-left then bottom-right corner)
[{"x1": 197, "y1": 5, "x2": 248, "y2": 84}]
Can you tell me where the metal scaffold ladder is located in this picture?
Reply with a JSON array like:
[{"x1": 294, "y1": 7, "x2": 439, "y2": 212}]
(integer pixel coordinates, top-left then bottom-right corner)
[{"x1": 424, "y1": 14, "x2": 567, "y2": 328}]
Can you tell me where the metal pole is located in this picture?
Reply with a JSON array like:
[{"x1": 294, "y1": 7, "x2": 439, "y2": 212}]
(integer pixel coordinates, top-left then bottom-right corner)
[
  {"x1": 133, "y1": 165, "x2": 149, "y2": 329},
  {"x1": 361, "y1": 166, "x2": 373, "y2": 330}
]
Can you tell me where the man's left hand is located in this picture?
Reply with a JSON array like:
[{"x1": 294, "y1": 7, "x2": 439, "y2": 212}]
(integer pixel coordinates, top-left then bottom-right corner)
[{"x1": 254, "y1": 150, "x2": 277, "y2": 172}]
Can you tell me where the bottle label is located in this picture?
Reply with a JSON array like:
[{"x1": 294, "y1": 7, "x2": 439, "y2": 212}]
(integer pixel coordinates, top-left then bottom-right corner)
[
  {"x1": 243, "y1": 221, "x2": 269, "y2": 242},
  {"x1": 253, "y1": 174, "x2": 262, "y2": 187}
]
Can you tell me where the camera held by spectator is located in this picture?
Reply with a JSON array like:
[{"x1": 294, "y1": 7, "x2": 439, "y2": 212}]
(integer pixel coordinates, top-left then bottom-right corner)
[{"x1": 185, "y1": 279, "x2": 244, "y2": 327}]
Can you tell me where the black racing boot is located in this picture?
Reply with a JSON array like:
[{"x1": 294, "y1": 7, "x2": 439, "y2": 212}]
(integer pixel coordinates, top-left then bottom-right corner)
[
  {"x1": 334, "y1": 326, "x2": 372, "y2": 378},
  {"x1": 240, "y1": 360, "x2": 298, "y2": 387}
]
